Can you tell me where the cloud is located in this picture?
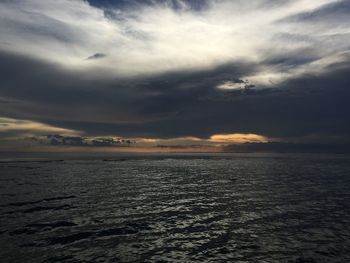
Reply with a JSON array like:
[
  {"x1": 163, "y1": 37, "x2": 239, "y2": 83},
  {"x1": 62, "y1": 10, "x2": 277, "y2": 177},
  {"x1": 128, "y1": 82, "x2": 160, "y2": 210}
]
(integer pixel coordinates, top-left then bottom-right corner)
[
  {"x1": 0, "y1": 0, "x2": 348, "y2": 84},
  {"x1": 209, "y1": 134, "x2": 268, "y2": 144},
  {"x1": 32, "y1": 134, "x2": 134, "y2": 147},
  {"x1": 24, "y1": 133, "x2": 271, "y2": 151},
  {"x1": 0, "y1": 117, "x2": 80, "y2": 138},
  {"x1": 282, "y1": 0, "x2": 350, "y2": 24},
  {"x1": 1, "y1": 49, "x2": 350, "y2": 142},
  {"x1": 137, "y1": 133, "x2": 270, "y2": 147},
  {"x1": 87, "y1": 53, "x2": 107, "y2": 60}
]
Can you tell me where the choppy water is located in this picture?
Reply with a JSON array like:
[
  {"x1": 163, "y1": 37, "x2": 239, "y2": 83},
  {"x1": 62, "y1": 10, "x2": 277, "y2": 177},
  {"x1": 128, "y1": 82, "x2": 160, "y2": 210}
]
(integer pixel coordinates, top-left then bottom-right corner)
[{"x1": 1, "y1": 153, "x2": 350, "y2": 263}]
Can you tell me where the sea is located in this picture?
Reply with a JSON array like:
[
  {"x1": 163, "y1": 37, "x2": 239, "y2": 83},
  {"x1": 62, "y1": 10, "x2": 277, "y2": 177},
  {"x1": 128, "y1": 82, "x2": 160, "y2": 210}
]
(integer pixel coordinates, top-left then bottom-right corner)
[{"x1": 1, "y1": 153, "x2": 350, "y2": 263}]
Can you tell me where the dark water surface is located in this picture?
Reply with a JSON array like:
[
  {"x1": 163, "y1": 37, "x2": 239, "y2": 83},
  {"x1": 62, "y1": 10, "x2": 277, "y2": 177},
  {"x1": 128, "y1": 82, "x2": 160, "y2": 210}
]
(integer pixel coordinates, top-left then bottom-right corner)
[{"x1": 1, "y1": 153, "x2": 350, "y2": 262}]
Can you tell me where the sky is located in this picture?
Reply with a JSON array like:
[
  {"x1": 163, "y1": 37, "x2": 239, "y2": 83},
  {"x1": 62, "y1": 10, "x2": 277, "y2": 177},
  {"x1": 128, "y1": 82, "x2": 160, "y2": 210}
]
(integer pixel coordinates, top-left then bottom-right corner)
[{"x1": 0, "y1": 0, "x2": 350, "y2": 153}]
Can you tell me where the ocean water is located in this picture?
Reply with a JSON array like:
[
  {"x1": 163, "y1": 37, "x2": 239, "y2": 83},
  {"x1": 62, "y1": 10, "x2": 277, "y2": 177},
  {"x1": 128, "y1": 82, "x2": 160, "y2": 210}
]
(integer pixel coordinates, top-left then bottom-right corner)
[{"x1": 1, "y1": 153, "x2": 350, "y2": 263}]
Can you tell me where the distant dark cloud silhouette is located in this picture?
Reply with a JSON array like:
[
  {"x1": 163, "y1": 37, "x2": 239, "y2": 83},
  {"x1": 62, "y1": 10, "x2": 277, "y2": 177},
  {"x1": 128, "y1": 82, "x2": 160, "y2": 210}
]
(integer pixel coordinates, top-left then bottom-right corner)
[
  {"x1": 32, "y1": 135, "x2": 134, "y2": 147},
  {"x1": 87, "y1": 53, "x2": 107, "y2": 60}
]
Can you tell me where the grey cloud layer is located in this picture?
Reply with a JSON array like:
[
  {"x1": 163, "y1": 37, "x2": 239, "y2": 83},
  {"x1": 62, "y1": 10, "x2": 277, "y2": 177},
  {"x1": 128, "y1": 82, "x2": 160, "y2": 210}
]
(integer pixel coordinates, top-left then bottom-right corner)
[{"x1": 1, "y1": 50, "x2": 349, "y2": 142}]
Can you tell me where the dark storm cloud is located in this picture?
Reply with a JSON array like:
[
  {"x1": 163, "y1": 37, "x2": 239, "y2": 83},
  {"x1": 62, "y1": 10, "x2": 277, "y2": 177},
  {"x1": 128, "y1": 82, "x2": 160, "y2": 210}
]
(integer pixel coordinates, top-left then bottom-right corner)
[
  {"x1": 62, "y1": 65, "x2": 350, "y2": 140},
  {"x1": 1, "y1": 49, "x2": 350, "y2": 142},
  {"x1": 0, "y1": 51, "x2": 141, "y2": 124},
  {"x1": 0, "y1": 50, "x2": 258, "y2": 126}
]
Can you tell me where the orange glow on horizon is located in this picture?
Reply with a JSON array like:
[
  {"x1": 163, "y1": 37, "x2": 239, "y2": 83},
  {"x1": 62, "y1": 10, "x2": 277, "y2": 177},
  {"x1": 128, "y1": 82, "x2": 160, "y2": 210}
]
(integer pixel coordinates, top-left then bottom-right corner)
[{"x1": 209, "y1": 133, "x2": 268, "y2": 144}]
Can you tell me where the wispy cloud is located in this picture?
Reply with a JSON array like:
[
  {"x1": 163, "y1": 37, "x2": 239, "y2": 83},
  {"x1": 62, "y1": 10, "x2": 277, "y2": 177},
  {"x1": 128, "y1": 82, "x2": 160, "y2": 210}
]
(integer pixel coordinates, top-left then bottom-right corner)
[
  {"x1": 0, "y1": 117, "x2": 80, "y2": 138},
  {"x1": 0, "y1": 0, "x2": 348, "y2": 85}
]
